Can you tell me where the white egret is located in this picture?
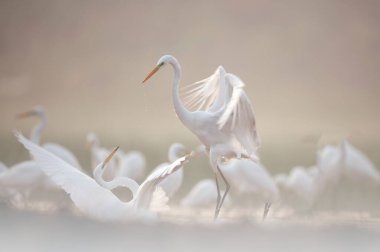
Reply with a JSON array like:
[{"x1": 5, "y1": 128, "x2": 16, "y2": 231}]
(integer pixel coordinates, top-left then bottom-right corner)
[
  {"x1": 115, "y1": 150, "x2": 146, "y2": 182},
  {"x1": 151, "y1": 143, "x2": 189, "y2": 199},
  {"x1": 306, "y1": 141, "x2": 380, "y2": 211},
  {"x1": 341, "y1": 140, "x2": 380, "y2": 186},
  {"x1": 338, "y1": 141, "x2": 380, "y2": 211},
  {"x1": 180, "y1": 179, "x2": 221, "y2": 208},
  {"x1": 17, "y1": 132, "x2": 195, "y2": 222},
  {"x1": 218, "y1": 158, "x2": 278, "y2": 219},
  {"x1": 0, "y1": 158, "x2": 64, "y2": 207},
  {"x1": 18, "y1": 106, "x2": 82, "y2": 169},
  {"x1": 276, "y1": 166, "x2": 317, "y2": 211},
  {"x1": 317, "y1": 145, "x2": 343, "y2": 186},
  {"x1": 86, "y1": 132, "x2": 119, "y2": 180},
  {"x1": 0, "y1": 161, "x2": 44, "y2": 203},
  {"x1": 91, "y1": 147, "x2": 139, "y2": 196},
  {"x1": 87, "y1": 132, "x2": 146, "y2": 182},
  {"x1": 143, "y1": 55, "x2": 260, "y2": 218}
]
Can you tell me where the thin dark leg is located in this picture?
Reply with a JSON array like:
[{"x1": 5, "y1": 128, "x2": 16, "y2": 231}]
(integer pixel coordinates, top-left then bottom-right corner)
[
  {"x1": 214, "y1": 174, "x2": 221, "y2": 220},
  {"x1": 263, "y1": 202, "x2": 271, "y2": 220},
  {"x1": 215, "y1": 165, "x2": 230, "y2": 219}
]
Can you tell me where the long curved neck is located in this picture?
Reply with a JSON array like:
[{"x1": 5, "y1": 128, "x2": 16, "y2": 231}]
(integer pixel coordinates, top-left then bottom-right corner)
[
  {"x1": 31, "y1": 112, "x2": 47, "y2": 145},
  {"x1": 169, "y1": 58, "x2": 193, "y2": 126},
  {"x1": 93, "y1": 164, "x2": 139, "y2": 199}
]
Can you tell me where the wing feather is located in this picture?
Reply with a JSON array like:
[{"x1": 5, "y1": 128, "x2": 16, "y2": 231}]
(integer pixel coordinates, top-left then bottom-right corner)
[
  {"x1": 181, "y1": 66, "x2": 227, "y2": 112},
  {"x1": 182, "y1": 65, "x2": 260, "y2": 158},
  {"x1": 16, "y1": 131, "x2": 129, "y2": 221},
  {"x1": 217, "y1": 74, "x2": 260, "y2": 157},
  {"x1": 134, "y1": 153, "x2": 194, "y2": 208}
]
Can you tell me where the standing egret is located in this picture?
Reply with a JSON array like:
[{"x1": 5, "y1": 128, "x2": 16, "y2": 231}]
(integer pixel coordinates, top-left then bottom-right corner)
[
  {"x1": 142, "y1": 55, "x2": 260, "y2": 218},
  {"x1": 18, "y1": 106, "x2": 82, "y2": 170},
  {"x1": 17, "y1": 132, "x2": 195, "y2": 222}
]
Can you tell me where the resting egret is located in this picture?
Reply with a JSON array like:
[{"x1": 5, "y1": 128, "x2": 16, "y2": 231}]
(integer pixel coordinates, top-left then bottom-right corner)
[
  {"x1": 17, "y1": 132, "x2": 195, "y2": 222},
  {"x1": 276, "y1": 166, "x2": 317, "y2": 211},
  {"x1": 317, "y1": 145, "x2": 343, "y2": 186},
  {"x1": 151, "y1": 143, "x2": 189, "y2": 199},
  {"x1": 115, "y1": 150, "x2": 146, "y2": 182},
  {"x1": 0, "y1": 159, "x2": 63, "y2": 206},
  {"x1": 341, "y1": 140, "x2": 380, "y2": 186},
  {"x1": 218, "y1": 158, "x2": 278, "y2": 219},
  {"x1": 339, "y1": 141, "x2": 380, "y2": 211},
  {"x1": 143, "y1": 55, "x2": 260, "y2": 218},
  {"x1": 0, "y1": 161, "x2": 44, "y2": 203},
  {"x1": 18, "y1": 106, "x2": 82, "y2": 169},
  {"x1": 181, "y1": 179, "x2": 221, "y2": 208},
  {"x1": 308, "y1": 141, "x2": 380, "y2": 211}
]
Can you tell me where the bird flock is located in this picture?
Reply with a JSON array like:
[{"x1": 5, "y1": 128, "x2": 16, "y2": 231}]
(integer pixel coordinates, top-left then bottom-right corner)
[{"x1": 1, "y1": 55, "x2": 380, "y2": 224}]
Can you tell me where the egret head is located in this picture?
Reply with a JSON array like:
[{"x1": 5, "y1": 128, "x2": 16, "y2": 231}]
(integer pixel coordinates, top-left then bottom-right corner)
[
  {"x1": 168, "y1": 143, "x2": 190, "y2": 163},
  {"x1": 16, "y1": 105, "x2": 45, "y2": 119},
  {"x1": 142, "y1": 55, "x2": 176, "y2": 83},
  {"x1": 101, "y1": 146, "x2": 119, "y2": 169}
]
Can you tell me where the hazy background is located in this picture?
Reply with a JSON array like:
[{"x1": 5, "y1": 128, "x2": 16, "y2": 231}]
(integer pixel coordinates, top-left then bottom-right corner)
[{"x1": 1, "y1": 0, "x2": 379, "y2": 189}]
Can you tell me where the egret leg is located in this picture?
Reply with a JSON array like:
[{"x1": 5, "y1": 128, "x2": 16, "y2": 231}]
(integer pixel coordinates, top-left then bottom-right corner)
[
  {"x1": 215, "y1": 165, "x2": 230, "y2": 219},
  {"x1": 263, "y1": 202, "x2": 271, "y2": 220},
  {"x1": 214, "y1": 174, "x2": 222, "y2": 220}
]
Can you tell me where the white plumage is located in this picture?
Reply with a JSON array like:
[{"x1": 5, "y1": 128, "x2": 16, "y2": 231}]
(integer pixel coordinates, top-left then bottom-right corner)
[
  {"x1": 181, "y1": 179, "x2": 220, "y2": 208},
  {"x1": 18, "y1": 105, "x2": 82, "y2": 170},
  {"x1": 17, "y1": 131, "x2": 194, "y2": 222},
  {"x1": 143, "y1": 55, "x2": 260, "y2": 218}
]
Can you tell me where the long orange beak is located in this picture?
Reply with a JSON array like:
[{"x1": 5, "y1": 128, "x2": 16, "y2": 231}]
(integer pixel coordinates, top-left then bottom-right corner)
[
  {"x1": 16, "y1": 110, "x2": 36, "y2": 119},
  {"x1": 142, "y1": 63, "x2": 163, "y2": 84},
  {"x1": 102, "y1": 146, "x2": 119, "y2": 168}
]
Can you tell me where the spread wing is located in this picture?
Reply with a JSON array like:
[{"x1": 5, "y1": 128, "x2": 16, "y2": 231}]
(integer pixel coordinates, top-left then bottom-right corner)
[
  {"x1": 181, "y1": 66, "x2": 230, "y2": 112},
  {"x1": 217, "y1": 73, "x2": 260, "y2": 157},
  {"x1": 134, "y1": 153, "x2": 194, "y2": 209},
  {"x1": 43, "y1": 142, "x2": 83, "y2": 171},
  {"x1": 182, "y1": 66, "x2": 259, "y2": 157},
  {"x1": 16, "y1": 131, "x2": 129, "y2": 222}
]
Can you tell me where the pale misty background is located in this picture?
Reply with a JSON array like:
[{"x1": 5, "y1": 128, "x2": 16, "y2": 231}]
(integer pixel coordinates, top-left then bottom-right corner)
[{"x1": 1, "y1": 0, "x2": 379, "y2": 185}]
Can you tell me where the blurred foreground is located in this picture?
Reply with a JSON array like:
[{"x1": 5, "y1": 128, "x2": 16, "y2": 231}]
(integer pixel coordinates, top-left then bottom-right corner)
[{"x1": 1, "y1": 204, "x2": 380, "y2": 252}]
